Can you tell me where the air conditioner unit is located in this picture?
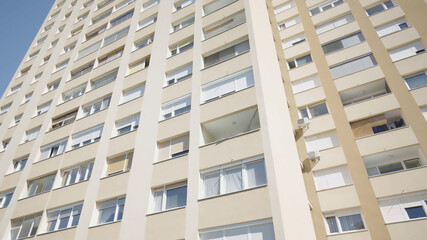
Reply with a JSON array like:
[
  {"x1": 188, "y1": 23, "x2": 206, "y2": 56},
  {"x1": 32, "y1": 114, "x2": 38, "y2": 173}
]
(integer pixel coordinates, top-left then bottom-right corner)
[
  {"x1": 297, "y1": 117, "x2": 310, "y2": 129},
  {"x1": 308, "y1": 150, "x2": 320, "y2": 161}
]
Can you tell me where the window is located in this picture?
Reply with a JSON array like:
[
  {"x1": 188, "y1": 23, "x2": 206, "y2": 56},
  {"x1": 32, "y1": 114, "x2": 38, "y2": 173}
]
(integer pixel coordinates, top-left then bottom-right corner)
[
  {"x1": 313, "y1": 165, "x2": 352, "y2": 190},
  {"x1": 50, "y1": 39, "x2": 58, "y2": 48},
  {"x1": 330, "y1": 54, "x2": 377, "y2": 79},
  {"x1": 309, "y1": 0, "x2": 344, "y2": 16},
  {"x1": 172, "y1": 15, "x2": 194, "y2": 32},
  {"x1": 51, "y1": 110, "x2": 78, "y2": 130},
  {"x1": 62, "y1": 162, "x2": 94, "y2": 186},
  {"x1": 292, "y1": 75, "x2": 321, "y2": 94},
  {"x1": 379, "y1": 192, "x2": 427, "y2": 223},
  {"x1": 174, "y1": 0, "x2": 194, "y2": 11},
  {"x1": 128, "y1": 56, "x2": 150, "y2": 74},
  {"x1": 389, "y1": 41, "x2": 425, "y2": 62},
  {"x1": 91, "y1": 70, "x2": 118, "y2": 90},
  {"x1": 201, "y1": 158, "x2": 267, "y2": 198},
  {"x1": 161, "y1": 94, "x2": 191, "y2": 120},
  {"x1": 98, "y1": 0, "x2": 114, "y2": 9},
  {"x1": 366, "y1": 1, "x2": 395, "y2": 16},
  {"x1": 324, "y1": 209, "x2": 365, "y2": 234},
  {"x1": 115, "y1": 115, "x2": 139, "y2": 136},
  {"x1": 203, "y1": 0, "x2": 238, "y2": 16},
  {"x1": 299, "y1": 102, "x2": 329, "y2": 119},
  {"x1": 36, "y1": 36, "x2": 47, "y2": 45},
  {"x1": 366, "y1": 158, "x2": 421, "y2": 176},
  {"x1": 204, "y1": 40, "x2": 250, "y2": 68},
  {"x1": 287, "y1": 54, "x2": 312, "y2": 69},
  {"x1": 42, "y1": 55, "x2": 51, "y2": 65},
  {"x1": 50, "y1": 11, "x2": 60, "y2": 19},
  {"x1": 71, "y1": 124, "x2": 103, "y2": 149},
  {"x1": 2, "y1": 139, "x2": 10, "y2": 151},
  {"x1": 274, "y1": 1, "x2": 296, "y2": 14},
  {"x1": 151, "y1": 182, "x2": 187, "y2": 213},
  {"x1": 142, "y1": 0, "x2": 159, "y2": 10},
  {"x1": 203, "y1": 11, "x2": 245, "y2": 39},
  {"x1": 339, "y1": 79, "x2": 390, "y2": 106},
  {"x1": 134, "y1": 34, "x2": 154, "y2": 50},
  {"x1": 282, "y1": 34, "x2": 306, "y2": 49},
  {"x1": 20, "y1": 67, "x2": 31, "y2": 77},
  {"x1": 278, "y1": 16, "x2": 300, "y2": 30},
  {"x1": 103, "y1": 27, "x2": 129, "y2": 47},
  {"x1": 76, "y1": 12, "x2": 89, "y2": 22},
  {"x1": 27, "y1": 174, "x2": 56, "y2": 196},
  {"x1": 322, "y1": 32, "x2": 365, "y2": 54},
  {"x1": 200, "y1": 221, "x2": 275, "y2": 240},
  {"x1": 158, "y1": 134, "x2": 189, "y2": 161},
  {"x1": 81, "y1": 95, "x2": 111, "y2": 117},
  {"x1": 63, "y1": 42, "x2": 76, "y2": 53},
  {"x1": 115, "y1": 0, "x2": 135, "y2": 11},
  {"x1": 39, "y1": 138, "x2": 68, "y2": 160},
  {"x1": 106, "y1": 152, "x2": 133, "y2": 176},
  {"x1": 0, "y1": 190, "x2": 13, "y2": 208},
  {"x1": 201, "y1": 67, "x2": 254, "y2": 102},
  {"x1": 110, "y1": 10, "x2": 133, "y2": 28},
  {"x1": 47, "y1": 80, "x2": 60, "y2": 92},
  {"x1": 121, "y1": 84, "x2": 145, "y2": 103},
  {"x1": 138, "y1": 15, "x2": 157, "y2": 30},
  {"x1": 71, "y1": 63, "x2": 94, "y2": 79},
  {"x1": 305, "y1": 131, "x2": 340, "y2": 152},
  {"x1": 92, "y1": 9, "x2": 113, "y2": 24},
  {"x1": 55, "y1": 60, "x2": 69, "y2": 72},
  {"x1": 422, "y1": 106, "x2": 427, "y2": 120},
  {"x1": 63, "y1": 85, "x2": 86, "y2": 102},
  {"x1": 36, "y1": 102, "x2": 51, "y2": 116},
  {"x1": 13, "y1": 114, "x2": 22, "y2": 125},
  {"x1": 28, "y1": 51, "x2": 39, "y2": 61},
  {"x1": 44, "y1": 23, "x2": 53, "y2": 32},
  {"x1": 10, "y1": 214, "x2": 42, "y2": 240},
  {"x1": 77, "y1": 41, "x2": 102, "y2": 59},
  {"x1": 24, "y1": 127, "x2": 40, "y2": 143},
  {"x1": 33, "y1": 73, "x2": 42, "y2": 83},
  {"x1": 169, "y1": 38, "x2": 194, "y2": 56},
  {"x1": 86, "y1": 25, "x2": 107, "y2": 41},
  {"x1": 12, "y1": 157, "x2": 28, "y2": 173},
  {"x1": 83, "y1": 0, "x2": 94, "y2": 8},
  {"x1": 404, "y1": 71, "x2": 427, "y2": 90},
  {"x1": 98, "y1": 47, "x2": 124, "y2": 66},
  {"x1": 70, "y1": 26, "x2": 83, "y2": 37},
  {"x1": 47, "y1": 203, "x2": 82, "y2": 232},
  {"x1": 58, "y1": 25, "x2": 65, "y2": 33},
  {"x1": 376, "y1": 18, "x2": 409, "y2": 37},
  {"x1": 165, "y1": 64, "x2": 192, "y2": 86},
  {"x1": 97, "y1": 197, "x2": 125, "y2": 224},
  {"x1": 8, "y1": 83, "x2": 22, "y2": 95},
  {"x1": 0, "y1": 103, "x2": 11, "y2": 114}
]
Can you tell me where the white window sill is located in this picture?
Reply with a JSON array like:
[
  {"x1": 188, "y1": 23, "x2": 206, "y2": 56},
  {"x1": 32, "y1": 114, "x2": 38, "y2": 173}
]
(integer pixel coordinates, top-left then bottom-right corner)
[
  {"x1": 316, "y1": 183, "x2": 353, "y2": 192},
  {"x1": 90, "y1": 220, "x2": 122, "y2": 229},
  {"x1": 199, "y1": 184, "x2": 267, "y2": 202},
  {"x1": 327, "y1": 229, "x2": 368, "y2": 236},
  {"x1": 368, "y1": 165, "x2": 427, "y2": 179},
  {"x1": 146, "y1": 206, "x2": 185, "y2": 216}
]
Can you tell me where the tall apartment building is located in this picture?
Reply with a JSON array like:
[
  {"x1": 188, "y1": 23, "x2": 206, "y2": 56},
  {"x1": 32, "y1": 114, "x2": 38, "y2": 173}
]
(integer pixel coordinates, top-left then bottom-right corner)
[{"x1": 0, "y1": 0, "x2": 426, "y2": 239}]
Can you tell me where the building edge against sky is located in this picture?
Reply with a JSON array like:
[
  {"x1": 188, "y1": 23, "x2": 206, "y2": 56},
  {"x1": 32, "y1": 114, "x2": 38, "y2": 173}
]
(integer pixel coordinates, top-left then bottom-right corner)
[{"x1": 0, "y1": 0, "x2": 425, "y2": 239}]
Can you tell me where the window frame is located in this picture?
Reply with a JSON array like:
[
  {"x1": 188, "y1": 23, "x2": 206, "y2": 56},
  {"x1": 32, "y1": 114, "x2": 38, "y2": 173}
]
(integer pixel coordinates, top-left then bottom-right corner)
[
  {"x1": 97, "y1": 197, "x2": 126, "y2": 224},
  {"x1": 151, "y1": 182, "x2": 188, "y2": 213},
  {"x1": 324, "y1": 209, "x2": 366, "y2": 235},
  {"x1": 160, "y1": 94, "x2": 192, "y2": 120},
  {"x1": 81, "y1": 95, "x2": 112, "y2": 118},
  {"x1": 62, "y1": 162, "x2": 94, "y2": 186},
  {"x1": 46, "y1": 202, "x2": 83, "y2": 232},
  {"x1": 0, "y1": 189, "x2": 14, "y2": 208},
  {"x1": 27, "y1": 174, "x2": 56, "y2": 197},
  {"x1": 298, "y1": 101, "x2": 329, "y2": 119}
]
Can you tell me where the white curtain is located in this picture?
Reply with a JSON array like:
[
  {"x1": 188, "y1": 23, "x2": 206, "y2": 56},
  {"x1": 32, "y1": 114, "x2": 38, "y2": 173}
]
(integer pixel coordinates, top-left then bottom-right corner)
[
  {"x1": 249, "y1": 223, "x2": 275, "y2": 240},
  {"x1": 77, "y1": 41, "x2": 101, "y2": 59},
  {"x1": 203, "y1": 171, "x2": 220, "y2": 197},
  {"x1": 225, "y1": 167, "x2": 242, "y2": 193},
  {"x1": 153, "y1": 190, "x2": 163, "y2": 212}
]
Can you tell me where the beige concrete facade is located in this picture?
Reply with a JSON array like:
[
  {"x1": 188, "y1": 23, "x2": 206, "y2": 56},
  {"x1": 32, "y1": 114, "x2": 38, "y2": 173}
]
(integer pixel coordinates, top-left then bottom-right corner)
[{"x1": 0, "y1": 0, "x2": 426, "y2": 239}]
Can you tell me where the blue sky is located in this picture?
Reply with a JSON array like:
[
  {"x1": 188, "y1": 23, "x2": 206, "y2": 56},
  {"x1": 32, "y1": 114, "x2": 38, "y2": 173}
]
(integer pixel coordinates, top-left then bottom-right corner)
[{"x1": 0, "y1": 0, "x2": 55, "y2": 97}]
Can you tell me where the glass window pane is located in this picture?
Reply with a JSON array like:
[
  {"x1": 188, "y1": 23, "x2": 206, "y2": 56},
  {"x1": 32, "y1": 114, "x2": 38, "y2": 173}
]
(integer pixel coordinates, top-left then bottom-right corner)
[
  {"x1": 203, "y1": 171, "x2": 220, "y2": 197},
  {"x1": 309, "y1": 103, "x2": 328, "y2": 118},
  {"x1": 404, "y1": 159, "x2": 421, "y2": 169},
  {"x1": 326, "y1": 216, "x2": 339, "y2": 233},
  {"x1": 338, "y1": 214, "x2": 365, "y2": 231},
  {"x1": 378, "y1": 162, "x2": 404, "y2": 174},
  {"x1": 166, "y1": 186, "x2": 187, "y2": 209},
  {"x1": 405, "y1": 206, "x2": 427, "y2": 219},
  {"x1": 246, "y1": 161, "x2": 267, "y2": 188},
  {"x1": 99, "y1": 206, "x2": 116, "y2": 224}
]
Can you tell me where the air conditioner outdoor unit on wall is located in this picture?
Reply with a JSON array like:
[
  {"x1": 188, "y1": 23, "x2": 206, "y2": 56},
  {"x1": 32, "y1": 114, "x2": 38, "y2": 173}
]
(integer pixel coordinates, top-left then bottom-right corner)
[
  {"x1": 297, "y1": 117, "x2": 309, "y2": 129},
  {"x1": 308, "y1": 150, "x2": 320, "y2": 161}
]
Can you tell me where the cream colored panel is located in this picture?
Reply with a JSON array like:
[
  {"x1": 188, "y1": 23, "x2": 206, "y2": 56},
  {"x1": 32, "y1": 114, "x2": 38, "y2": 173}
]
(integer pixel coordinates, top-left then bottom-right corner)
[
  {"x1": 327, "y1": 230, "x2": 371, "y2": 240},
  {"x1": 123, "y1": 68, "x2": 148, "y2": 87},
  {"x1": 0, "y1": 172, "x2": 22, "y2": 192},
  {"x1": 202, "y1": 0, "x2": 244, "y2": 27},
  {"x1": 318, "y1": 22, "x2": 360, "y2": 44},
  {"x1": 171, "y1": 2, "x2": 195, "y2": 22},
  {"x1": 311, "y1": 3, "x2": 350, "y2": 25},
  {"x1": 157, "y1": 113, "x2": 191, "y2": 141},
  {"x1": 152, "y1": 155, "x2": 188, "y2": 187},
  {"x1": 73, "y1": 111, "x2": 108, "y2": 134},
  {"x1": 326, "y1": 42, "x2": 371, "y2": 66},
  {"x1": 275, "y1": 7, "x2": 298, "y2": 23},
  {"x1": 312, "y1": 147, "x2": 348, "y2": 171},
  {"x1": 344, "y1": 94, "x2": 399, "y2": 122},
  {"x1": 48, "y1": 181, "x2": 89, "y2": 209},
  {"x1": 294, "y1": 86, "x2": 326, "y2": 107},
  {"x1": 356, "y1": 127, "x2": 418, "y2": 156},
  {"x1": 198, "y1": 186, "x2": 271, "y2": 229},
  {"x1": 162, "y1": 79, "x2": 192, "y2": 103},
  {"x1": 117, "y1": 97, "x2": 144, "y2": 118},
  {"x1": 411, "y1": 87, "x2": 427, "y2": 106},
  {"x1": 395, "y1": 53, "x2": 427, "y2": 76},
  {"x1": 107, "y1": 131, "x2": 137, "y2": 157},
  {"x1": 97, "y1": 172, "x2": 130, "y2": 200},
  {"x1": 317, "y1": 185, "x2": 360, "y2": 212},
  {"x1": 200, "y1": 88, "x2": 257, "y2": 123},
  {"x1": 14, "y1": 141, "x2": 35, "y2": 160},
  {"x1": 166, "y1": 49, "x2": 193, "y2": 70},
  {"x1": 202, "y1": 24, "x2": 248, "y2": 54},
  {"x1": 145, "y1": 208, "x2": 186, "y2": 240},
  {"x1": 279, "y1": 23, "x2": 304, "y2": 40},
  {"x1": 128, "y1": 44, "x2": 152, "y2": 63},
  {"x1": 381, "y1": 27, "x2": 420, "y2": 50},
  {"x1": 62, "y1": 142, "x2": 99, "y2": 169},
  {"x1": 28, "y1": 157, "x2": 60, "y2": 179},
  {"x1": 370, "y1": 7, "x2": 405, "y2": 27},
  {"x1": 169, "y1": 25, "x2": 195, "y2": 46},
  {"x1": 283, "y1": 41, "x2": 311, "y2": 60},
  {"x1": 87, "y1": 222, "x2": 121, "y2": 240},
  {"x1": 199, "y1": 130, "x2": 263, "y2": 170},
  {"x1": 36, "y1": 228, "x2": 76, "y2": 240},
  {"x1": 370, "y1": 167, "x2": 427, "y2": 198},
  {"x1": 304, "y1": 114, "x2": 336, "y2": 137},
  {"x1": 334, "y1": 66, "x2": 384, "y2": 92},
  {"x1": 13, "y1": 193, "x2": 49, "y2": 218},
  {"x1": 387, "y1": 218, "x2": 427, "y2": 240}
]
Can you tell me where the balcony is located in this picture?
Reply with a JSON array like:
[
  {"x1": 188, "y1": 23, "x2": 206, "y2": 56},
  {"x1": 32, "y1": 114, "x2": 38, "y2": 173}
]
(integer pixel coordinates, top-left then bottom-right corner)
[
  {"x1": 350, "y1": 109, "x2": 405, "y2": 138},
  {"x1": 364, "y1": 145, "x2": 426, "y2": 177},
  {"x1": 340, "y1": 79, "x2": 390, "y2": 106},
  {"x1": 200, "y1": 107, "x2": 260, "y2": 146}
]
